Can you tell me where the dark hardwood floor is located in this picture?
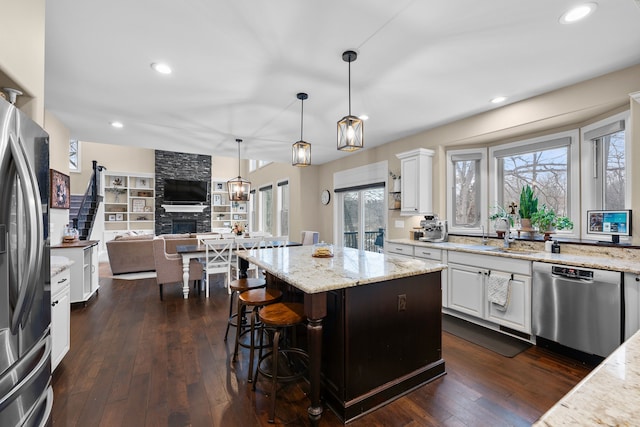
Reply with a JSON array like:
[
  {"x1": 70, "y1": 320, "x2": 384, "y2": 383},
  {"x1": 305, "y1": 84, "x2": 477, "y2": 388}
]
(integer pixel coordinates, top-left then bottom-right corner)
[{"x1": 51, "y1": 264, "x2": 594, "y2": 426}]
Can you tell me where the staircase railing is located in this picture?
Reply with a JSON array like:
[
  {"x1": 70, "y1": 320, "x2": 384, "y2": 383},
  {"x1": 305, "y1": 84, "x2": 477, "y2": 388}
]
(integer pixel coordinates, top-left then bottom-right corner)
[{"x1": 72, "y1": 160, "x2": 105, "y2": 238}]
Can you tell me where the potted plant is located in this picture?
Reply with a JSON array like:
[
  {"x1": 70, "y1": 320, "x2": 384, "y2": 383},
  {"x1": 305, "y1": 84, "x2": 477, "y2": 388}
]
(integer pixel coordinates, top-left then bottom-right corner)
[
  {"x1": 518, "y1": 185, "x2": 538, "y2": 231},
  {"x1": 531, "y1": 204, "x2": 574, "y2": 240},
  {"x1": 489, "y1": 205, "x2": 512, "y2": 237}
]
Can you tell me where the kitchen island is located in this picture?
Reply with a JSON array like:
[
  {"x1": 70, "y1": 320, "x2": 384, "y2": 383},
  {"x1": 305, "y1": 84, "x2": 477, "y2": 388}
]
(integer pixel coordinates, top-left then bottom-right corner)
[{"x1": 237, "y1": 245, "x2": 447, "y2": 423}]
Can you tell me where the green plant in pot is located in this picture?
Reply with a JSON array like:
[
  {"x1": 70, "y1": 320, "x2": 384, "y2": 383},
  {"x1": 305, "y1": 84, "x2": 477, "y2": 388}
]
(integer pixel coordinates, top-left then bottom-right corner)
[
  {"x1": 489, "y1": 205, "x2": 514, "y2": 237},
  {"x1": 518, "y1": 185, "x2": 538, "y2": 231},
  {"x1": 531, "y1": 204, "x2": 574, "y2": 240}
]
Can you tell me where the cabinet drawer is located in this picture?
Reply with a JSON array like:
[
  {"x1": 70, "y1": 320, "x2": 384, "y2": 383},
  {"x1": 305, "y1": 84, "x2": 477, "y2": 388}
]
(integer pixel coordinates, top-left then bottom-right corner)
[
  {"x1": 385, "y1": 243, "x2": 414, "y2": 257},
  {"x1": 51, "y1": 269, "x2": 71, "y2": 295},
  {"x1": 413, "y1": 247, "x2": 442, "y2": 261},
  {"x1": 448, "y1": 251, "x2": 530, "y2": 276}
]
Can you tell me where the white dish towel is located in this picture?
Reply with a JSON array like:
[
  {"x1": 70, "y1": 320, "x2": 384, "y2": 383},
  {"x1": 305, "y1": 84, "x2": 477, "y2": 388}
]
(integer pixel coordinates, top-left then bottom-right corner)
[{"x1": 487, "y1": 271, "x2": 511, "y2": 311}]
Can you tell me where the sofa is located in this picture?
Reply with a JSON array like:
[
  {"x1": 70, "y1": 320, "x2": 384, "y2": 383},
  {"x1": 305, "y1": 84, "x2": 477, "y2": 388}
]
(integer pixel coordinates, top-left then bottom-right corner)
[{"x1": 106, "y1": 233, "x2": 209, "y2": 274}]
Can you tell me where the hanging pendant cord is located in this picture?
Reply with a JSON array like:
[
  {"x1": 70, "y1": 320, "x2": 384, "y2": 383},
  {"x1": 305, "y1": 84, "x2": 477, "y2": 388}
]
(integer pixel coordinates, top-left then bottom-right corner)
[
  {"x1": 236, "y1": 139, "x2": 241, "y2": 178},
  {"x1": 348, "y1": 60, "x2": 352, "y2": 116},
  {"x1": 300, "y1": 97, "x2": 304, "y2": 140}
]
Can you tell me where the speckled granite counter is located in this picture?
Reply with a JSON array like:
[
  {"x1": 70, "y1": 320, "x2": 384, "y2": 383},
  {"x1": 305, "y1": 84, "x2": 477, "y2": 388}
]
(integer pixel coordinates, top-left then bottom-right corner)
[
  {"x1": 239, "y1": 244, "x2": 447, "y2": 294},
  {"x1": 51, "y1": 255, "x2": 74, "y2": 276},
  {"x1": 387, "y1": 238, "x2": 640, "y2": 274},
  {"x1": 533, "y1": 329, "x2": 640, "y2": 426}
]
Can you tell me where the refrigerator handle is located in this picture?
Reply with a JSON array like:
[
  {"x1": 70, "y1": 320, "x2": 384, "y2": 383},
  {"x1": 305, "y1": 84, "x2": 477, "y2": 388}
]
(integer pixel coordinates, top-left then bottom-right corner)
[
  {"x1": 0, "y1": 335, "x2": 50, "y2": 412},
  {"x1": 8, "y1": 132, "x2": 44, "y2": 334}
]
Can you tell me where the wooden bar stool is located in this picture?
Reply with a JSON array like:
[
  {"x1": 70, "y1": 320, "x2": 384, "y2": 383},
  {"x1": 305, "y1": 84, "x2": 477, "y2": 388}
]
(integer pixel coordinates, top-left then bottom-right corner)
[
  {"x1": 234, "y1": 288, "x2": 283, "y2": 381},
  {"x1": 252, "y1": 302, "x2": 308, "y2": 423},
  {"x1": 224, "y1": 278, "x2": 266, "y2": 341}
]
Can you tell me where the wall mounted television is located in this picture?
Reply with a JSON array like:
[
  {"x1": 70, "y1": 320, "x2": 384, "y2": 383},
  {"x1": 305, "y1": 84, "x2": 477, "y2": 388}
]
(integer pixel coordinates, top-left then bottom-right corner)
[
  {"x1": 586, "y1": 209, "x2": 632, "y2": 243},
  {"x1": 163, "y1": 179, "x2": 209, "y2": 204}
]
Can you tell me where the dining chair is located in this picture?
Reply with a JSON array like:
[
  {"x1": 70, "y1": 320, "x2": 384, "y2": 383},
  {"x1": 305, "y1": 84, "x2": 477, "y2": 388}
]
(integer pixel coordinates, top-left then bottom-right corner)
[
  {"x1": 201, "y1": 238, "x2": 235, "y2": 296},
  {"x1": 233, "y1": 237, "x2": 263, "y2": 279},
  {"x1": 300, "y1": 230, "x2": 319, "y2": 245},
  {"x1": 263, "y1": 235, "x2": 288, "y2": 249},
  {"x1": 152, "y1": 237, "x2": 202, "y2": 301}
]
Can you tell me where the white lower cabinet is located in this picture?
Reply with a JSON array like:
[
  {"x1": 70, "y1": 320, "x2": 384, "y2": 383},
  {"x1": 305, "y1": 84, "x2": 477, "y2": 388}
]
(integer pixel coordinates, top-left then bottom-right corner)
[
  {"x1": 384, "y1": 242, "x2": 414, "y2": 259},
  {"x1": 51, "y1": 269, "x2": 71, "y2": 371},
  {"x1": 52, "y1": 242, "x2": 100, "y2": 304},
  {"x1": 413, "y1": 246, "x2": 448, "y2": 308},
  {"x1": 625, "y1": 272, "x2": 640, "y2": 340},
  {"x1": 447, "y1": 251, "x2": 532, "y2": 334},
  {"x1": 448, "y1": 263, "x2": 485, "y2": 317}
]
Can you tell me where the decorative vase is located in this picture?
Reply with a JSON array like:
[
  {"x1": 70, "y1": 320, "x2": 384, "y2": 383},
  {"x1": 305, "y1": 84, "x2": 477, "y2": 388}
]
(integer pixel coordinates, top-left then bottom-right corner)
[{"x1": 393, "y1": 178, "x2": 401, "y2": 193}]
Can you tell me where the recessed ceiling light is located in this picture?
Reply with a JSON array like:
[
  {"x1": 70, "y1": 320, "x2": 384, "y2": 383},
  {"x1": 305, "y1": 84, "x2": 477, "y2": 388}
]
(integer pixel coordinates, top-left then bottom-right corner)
[
  {"x1": 359, "y1": 114, "x2": 369, "y2": 121},
  {"x1": 150, "y1": 62, "x2": 172, "y2": 74},
  {"x1": 491, "y1": 96, "x2": 507, "y2": 104},
  {"x1": 559, "y1": 3, "x2": 597, "y2": 24},
  {"x1": 110, "y1": 121, "x2": 123, "y2": 128}
]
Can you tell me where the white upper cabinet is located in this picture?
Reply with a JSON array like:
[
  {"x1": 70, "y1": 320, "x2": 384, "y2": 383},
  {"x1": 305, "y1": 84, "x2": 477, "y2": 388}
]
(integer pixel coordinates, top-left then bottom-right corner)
[{"x1": 396, "y1": 148, "x2": 434, "y2": 216}]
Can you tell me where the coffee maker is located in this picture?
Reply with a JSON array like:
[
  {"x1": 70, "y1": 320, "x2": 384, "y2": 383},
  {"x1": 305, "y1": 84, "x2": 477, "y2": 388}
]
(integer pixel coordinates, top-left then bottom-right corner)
[{"x1": 418, "y1": 214, "x2": 448, "y2": 242}]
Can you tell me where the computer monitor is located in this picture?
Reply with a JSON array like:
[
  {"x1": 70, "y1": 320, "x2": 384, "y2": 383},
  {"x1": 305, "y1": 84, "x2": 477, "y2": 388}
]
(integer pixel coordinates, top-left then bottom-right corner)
[{"x1": 586, "y1": 210, "x2": 632, "y2": 243}]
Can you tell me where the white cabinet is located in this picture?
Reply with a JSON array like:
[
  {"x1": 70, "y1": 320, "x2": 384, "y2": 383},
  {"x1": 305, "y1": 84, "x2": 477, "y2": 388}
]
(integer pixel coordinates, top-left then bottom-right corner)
[
  {"x1": 51, "y1": 268, "x2": 70, "y2": 371},
  {"x1": 385, "y1": 242, "x2": 414, "y2": 259},
  {"x1": 396, "y1": 148, "x2": 434, "y2": 216},
  {"x1": 413, "y1": 246, "x2": 448, "y2": 308},
  {"x1": 447, "y1": 251, "x2": 532, "y2": 334},
  {"x1": 625, "y1": 272, "x2": 640, "y2": 340},
  {"x1": 52, "y1": 242, "x2": 100, "y2": 304},
  {"x1": 103, "y1": 171, "x2": 155, "y2": 236}
]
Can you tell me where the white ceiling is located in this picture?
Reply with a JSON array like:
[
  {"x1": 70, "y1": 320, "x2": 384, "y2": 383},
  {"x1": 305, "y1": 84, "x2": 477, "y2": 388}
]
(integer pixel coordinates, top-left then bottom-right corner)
[{"x1": 44, "y1": 1, "x2": 640, "y2": 165}]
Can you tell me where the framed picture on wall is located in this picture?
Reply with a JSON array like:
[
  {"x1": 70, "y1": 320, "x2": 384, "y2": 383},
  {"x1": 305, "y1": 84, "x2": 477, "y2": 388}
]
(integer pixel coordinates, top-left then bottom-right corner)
[
  {"x1": 115, "y1": 213, "x2": 124, "y2": 221},
  {"x1": 132, "y1": 198, "x2": 146, "y2": 212},
  {"x1": 50, "y1": 169, "x2": 70, "y2": 209},
  {"x1": 216, "y1": 182, "x2": 224, "y2": 191},
  {"x1": 213, "y1": 194, "x2": 222, "y2": 206}
]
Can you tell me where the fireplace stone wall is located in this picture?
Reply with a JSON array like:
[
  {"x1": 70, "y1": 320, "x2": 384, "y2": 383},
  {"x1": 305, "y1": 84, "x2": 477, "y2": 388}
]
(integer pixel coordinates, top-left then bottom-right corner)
[{"x1": 155, "y1": 150, "x2": 211, "y2": 234}]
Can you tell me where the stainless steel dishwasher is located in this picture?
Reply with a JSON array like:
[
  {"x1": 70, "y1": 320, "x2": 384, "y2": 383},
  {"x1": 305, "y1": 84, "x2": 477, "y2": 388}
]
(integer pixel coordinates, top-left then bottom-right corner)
[{"x1": 532, "y1": 262, "x2": 623, "y2": 358}]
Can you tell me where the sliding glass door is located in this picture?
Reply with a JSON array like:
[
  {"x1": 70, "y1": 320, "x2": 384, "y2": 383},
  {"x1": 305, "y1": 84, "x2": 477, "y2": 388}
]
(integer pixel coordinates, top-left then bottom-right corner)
[{"x1": 338, "y1": 185, "x2": 385, "y2": 252}]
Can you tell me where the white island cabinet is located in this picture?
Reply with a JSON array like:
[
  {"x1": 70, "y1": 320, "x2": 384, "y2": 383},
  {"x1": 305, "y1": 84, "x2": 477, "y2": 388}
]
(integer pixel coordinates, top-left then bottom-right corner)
[
  {"x1": 50, "y1": 267, "x2": 71, "y2": 370},
  {"x1": 52, "y1": 241, "x2": 100, "y2": 304}
]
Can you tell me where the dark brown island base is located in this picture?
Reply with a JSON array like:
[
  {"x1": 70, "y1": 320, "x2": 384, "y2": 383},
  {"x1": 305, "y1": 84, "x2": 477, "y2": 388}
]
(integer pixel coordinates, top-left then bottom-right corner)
[{"x1": 238, "y1": 245, "x2": 446, "y2": 424}]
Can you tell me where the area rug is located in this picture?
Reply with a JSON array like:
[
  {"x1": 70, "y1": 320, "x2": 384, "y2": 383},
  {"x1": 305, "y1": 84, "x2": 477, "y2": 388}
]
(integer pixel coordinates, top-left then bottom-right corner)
[
  {"x1": 110, "y1": 271, "x2": 157, "y2": 280},
  {"x1": 442, "y1": 314, "x2": 531, "y2": 358}
]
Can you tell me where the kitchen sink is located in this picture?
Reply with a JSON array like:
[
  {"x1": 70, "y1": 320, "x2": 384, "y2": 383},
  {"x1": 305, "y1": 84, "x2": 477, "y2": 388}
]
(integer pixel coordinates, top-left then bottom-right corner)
[{"x1": 492, "y1": 248, "x2": 538, "y2": 255}]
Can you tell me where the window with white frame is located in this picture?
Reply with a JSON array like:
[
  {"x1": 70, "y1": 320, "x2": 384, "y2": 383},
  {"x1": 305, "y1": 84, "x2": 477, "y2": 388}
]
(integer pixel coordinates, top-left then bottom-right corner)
[
  {"x1": 249, "y1": 190, "x2": 257, "y2": 231},
  {"x1": 259, "y1": 185, "x2": 273, "y2": 234},
  {"x1": 581, "y1": 111, "x2": 629, "y2": 239},
  {"x1": 249, "y1": 159, "x2": 273, "y2": 172},
  {"x1": 489, "y1": 130, "x2": 580, "y2": 236},
  {"x1": 277, "y1": 180, "x2": 289, "y2": 236},
  {"x1": 446, "y1": 148, "x2": 487, "y2": 234},
  {"x1": 69, "y1": 139, "x2": 80, "y2": 172}
]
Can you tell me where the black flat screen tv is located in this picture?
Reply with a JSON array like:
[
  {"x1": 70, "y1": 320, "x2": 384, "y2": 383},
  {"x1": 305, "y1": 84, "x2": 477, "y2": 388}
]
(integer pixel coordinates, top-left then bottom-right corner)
[
  {"x1": 163, "y1": 179, "x2": 208, "y2": 204},
  {"x1": 587, "y1": 209, "x2": 632, "y2": 243}
]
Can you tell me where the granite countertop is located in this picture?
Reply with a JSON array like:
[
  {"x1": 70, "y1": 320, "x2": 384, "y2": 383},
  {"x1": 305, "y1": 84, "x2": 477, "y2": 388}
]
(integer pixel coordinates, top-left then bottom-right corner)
[
  {"x1": 52, "y1": 240, "x2": 100, "y2": 249},
  {"x1": 238, "y1": 245, "x2": 446, "y2": 294},
  {"x1": 533, "y1": 328, "x2": 640, "y2": 426},
  {"x1": 51, "y1": 255, "x2": 74, "y2": 276},
  {"x1": 387, "y1": 238, "x2": 640, "y2": 274}
]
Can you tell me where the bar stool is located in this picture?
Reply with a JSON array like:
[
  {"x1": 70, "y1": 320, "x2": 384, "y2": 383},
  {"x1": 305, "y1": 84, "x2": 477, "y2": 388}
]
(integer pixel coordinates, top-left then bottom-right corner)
[
  {"x1": 224, "y1": 278, "x2": 266, "y2": 341},
  {"x1": 252, "y1": 302, "x2": 308, "y2": 423},
  {"x1": 234, "y1": 288, "x2": 283, "y2": 380}
]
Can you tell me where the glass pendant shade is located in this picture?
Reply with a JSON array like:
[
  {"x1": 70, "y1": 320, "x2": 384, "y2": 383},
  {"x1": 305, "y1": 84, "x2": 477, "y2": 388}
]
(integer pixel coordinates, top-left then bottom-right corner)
[
  {"x1": 292, "y1": 92, "x2": 311, "y2": 166},
  {"x1": 227, "y1": 177, "x2": 251, "y2": 202},
  {"x1": 337, "y1": 115, "x2": 363, "y2": 151},
  {"x1": 227, "y1": 138, "x2": 251, "y2": 201},
  {"x1": 337, "y1": 50, "x2": 363, "y2": 152},
  {"x1": 292, "y1": 140, "x2": 311, "y2": 166}
]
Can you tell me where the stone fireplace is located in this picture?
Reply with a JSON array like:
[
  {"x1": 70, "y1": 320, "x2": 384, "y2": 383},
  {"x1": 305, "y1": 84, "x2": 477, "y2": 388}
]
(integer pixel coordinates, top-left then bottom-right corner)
[{"x1": 155, "y1": 150, "x2": 211, "y2": 234}]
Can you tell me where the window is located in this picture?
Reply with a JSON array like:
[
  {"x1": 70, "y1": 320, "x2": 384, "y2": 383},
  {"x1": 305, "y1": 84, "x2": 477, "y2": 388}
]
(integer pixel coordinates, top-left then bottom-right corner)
[
  {"x1": 249, "y1": 159, "x2": 272, "y2": 172},
  {"x1": 69, "y1": 139, "x2": 80, "y2": 172},
  {"x1": 446, "y1": 148, "x2": 487, "y2": 234},
  {"x1": 581, "y1": 111, "x2": 629, "y2": 239},
  {"x1": 249, "y1": 190, "x2": 257, "y2": 231},
  {"x1": 277, "y1": 180, "x2": 289, "y2": 236},
  {"x1": 489, "y1": 131, "x2": 579, "y2": 236},
  {"x1": 259, "y1": 185, "x2": 273, "y2": 234}
]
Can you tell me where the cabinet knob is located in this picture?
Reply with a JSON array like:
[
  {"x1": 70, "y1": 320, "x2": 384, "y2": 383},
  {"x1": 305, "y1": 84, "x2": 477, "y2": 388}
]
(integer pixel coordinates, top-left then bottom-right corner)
[
  {"x1": 636, "y1": 276, "x2": 640, "y2": 282},
  {"x1": 51, "y1": 301, "x2": 58, "y2": 306}
]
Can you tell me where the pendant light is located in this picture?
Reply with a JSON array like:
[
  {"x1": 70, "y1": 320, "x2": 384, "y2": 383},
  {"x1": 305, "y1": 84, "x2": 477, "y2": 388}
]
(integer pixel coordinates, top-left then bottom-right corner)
[
  {"x1": 337, "y1": 50, "x2": 363, "y2": 152},
  {"x1": 227, "y1": 138, "x2": 251, "y2": 201},
  {"x1": 292, "y1": 92, "x2": 311, "y2": 166}
]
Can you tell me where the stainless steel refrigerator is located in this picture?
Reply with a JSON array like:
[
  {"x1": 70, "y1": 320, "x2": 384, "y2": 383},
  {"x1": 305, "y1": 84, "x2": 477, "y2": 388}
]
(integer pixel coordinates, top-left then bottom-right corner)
[{"x1": 0, "y1": 96, "x2": 53, "y2": 426}]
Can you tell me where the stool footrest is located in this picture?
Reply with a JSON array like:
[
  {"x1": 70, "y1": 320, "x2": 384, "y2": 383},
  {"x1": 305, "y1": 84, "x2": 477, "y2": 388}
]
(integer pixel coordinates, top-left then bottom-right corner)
[{"x1": 256, "y1": 348, "x2": 309, "y2": 383}]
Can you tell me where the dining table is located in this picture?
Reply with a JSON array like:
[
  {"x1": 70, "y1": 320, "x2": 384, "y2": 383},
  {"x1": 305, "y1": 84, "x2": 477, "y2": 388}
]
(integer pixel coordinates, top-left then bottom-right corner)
[
  {"x1": 175, "y1": 238, "x2": 301, "y2": 299},
  {"x1": 236, "y1": 245, "x2": 447, "y2": 424}
]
